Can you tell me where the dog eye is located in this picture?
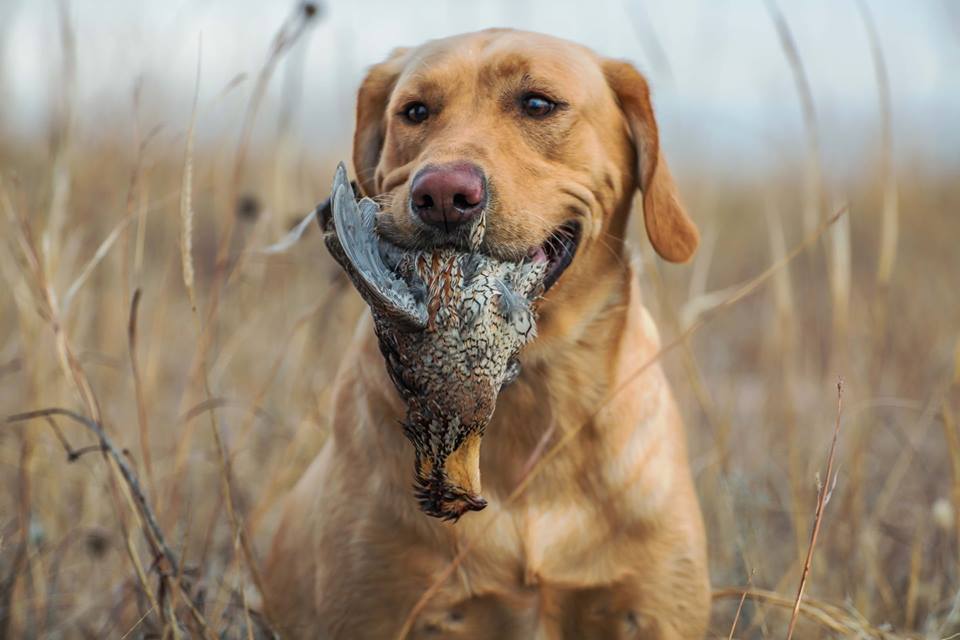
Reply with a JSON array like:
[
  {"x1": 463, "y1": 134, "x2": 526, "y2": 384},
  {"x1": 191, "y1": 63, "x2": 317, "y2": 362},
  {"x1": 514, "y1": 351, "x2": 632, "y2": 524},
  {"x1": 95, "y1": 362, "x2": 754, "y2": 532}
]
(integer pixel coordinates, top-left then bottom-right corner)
[
  {"x1": 403, "y1": 102, "x2": 430, "y2": 124},
  {"x1": 521, "y1": 94, "x2": 556, "y2": 118}
]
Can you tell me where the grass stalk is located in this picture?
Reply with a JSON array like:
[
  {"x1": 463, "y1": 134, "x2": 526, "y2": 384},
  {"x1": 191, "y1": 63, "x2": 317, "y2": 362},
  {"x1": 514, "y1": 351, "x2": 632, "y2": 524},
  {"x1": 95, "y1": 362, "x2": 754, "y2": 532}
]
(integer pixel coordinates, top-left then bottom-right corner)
[{"x1": 786, "y1": 379, "x2": 845, "y2": 639}]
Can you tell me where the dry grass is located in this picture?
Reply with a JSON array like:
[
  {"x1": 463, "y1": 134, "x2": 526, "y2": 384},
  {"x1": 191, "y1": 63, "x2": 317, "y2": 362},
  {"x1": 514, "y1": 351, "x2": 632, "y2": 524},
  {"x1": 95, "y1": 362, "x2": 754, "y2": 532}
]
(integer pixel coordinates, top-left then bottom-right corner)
[
  {"x1": 3, "y1": 146, "x2": 957, "y2": 640},
  {"x1": 1, "y1": 13, "x2": 959, "y2": 640}
]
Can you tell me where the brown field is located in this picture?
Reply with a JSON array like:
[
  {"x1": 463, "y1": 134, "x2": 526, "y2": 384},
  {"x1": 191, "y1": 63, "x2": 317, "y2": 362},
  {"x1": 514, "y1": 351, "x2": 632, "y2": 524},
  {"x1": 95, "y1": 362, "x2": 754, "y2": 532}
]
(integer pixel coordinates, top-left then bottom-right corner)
[{"x1": 1, "y1": 9, "x2": 959, "y2": 640}]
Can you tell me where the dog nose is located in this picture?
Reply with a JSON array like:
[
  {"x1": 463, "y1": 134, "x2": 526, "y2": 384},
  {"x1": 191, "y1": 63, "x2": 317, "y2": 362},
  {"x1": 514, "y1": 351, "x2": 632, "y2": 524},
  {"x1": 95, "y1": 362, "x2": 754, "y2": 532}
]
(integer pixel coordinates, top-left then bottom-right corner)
[{"x1": 410, "y1": 163, "x2": 486, "y2": 231}]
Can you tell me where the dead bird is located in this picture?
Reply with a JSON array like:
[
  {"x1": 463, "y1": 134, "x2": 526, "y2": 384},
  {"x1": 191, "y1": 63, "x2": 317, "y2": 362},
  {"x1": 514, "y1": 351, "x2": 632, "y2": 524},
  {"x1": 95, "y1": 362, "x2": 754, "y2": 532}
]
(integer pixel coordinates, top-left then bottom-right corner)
[{"x1": 320, "y1": 163, "x2": 546, "y2": 521}]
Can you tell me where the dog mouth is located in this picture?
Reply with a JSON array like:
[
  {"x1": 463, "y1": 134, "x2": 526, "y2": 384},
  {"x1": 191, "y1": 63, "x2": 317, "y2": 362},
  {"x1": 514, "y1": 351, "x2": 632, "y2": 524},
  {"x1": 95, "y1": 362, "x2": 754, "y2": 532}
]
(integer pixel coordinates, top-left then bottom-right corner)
[{"x1": 528, "y1": 221, "x2": 582, "y2": 292}]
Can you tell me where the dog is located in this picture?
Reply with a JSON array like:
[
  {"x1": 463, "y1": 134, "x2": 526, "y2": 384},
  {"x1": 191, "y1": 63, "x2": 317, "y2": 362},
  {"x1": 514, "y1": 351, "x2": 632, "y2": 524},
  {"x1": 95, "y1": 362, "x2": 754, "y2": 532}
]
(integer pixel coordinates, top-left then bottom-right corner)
[{"x1": 264, "y1": 28, "x2": 709, "y2": 639}]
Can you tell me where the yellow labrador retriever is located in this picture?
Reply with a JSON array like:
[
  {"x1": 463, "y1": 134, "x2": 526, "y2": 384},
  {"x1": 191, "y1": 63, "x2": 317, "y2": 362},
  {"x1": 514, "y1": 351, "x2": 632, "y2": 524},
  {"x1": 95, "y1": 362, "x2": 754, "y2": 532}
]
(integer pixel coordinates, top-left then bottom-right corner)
[{"x1": 264, "y1": 28, "x2": 708, "y2": 639}]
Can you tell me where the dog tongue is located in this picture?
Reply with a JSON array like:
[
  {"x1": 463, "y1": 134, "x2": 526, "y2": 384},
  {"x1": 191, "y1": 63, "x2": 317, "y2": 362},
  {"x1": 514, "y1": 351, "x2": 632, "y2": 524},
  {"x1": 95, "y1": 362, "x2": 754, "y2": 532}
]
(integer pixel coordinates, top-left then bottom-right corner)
[{"x1": 528, "y1": 245, "x2": 549, "y2": 263}]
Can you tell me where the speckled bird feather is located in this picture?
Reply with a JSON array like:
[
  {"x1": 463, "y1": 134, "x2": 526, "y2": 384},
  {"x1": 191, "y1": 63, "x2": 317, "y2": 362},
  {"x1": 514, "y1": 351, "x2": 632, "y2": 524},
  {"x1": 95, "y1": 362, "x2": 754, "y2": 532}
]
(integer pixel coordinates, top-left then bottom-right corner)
[{"x1": 322, "y1": 163, "x2": 546, "y2": 519}]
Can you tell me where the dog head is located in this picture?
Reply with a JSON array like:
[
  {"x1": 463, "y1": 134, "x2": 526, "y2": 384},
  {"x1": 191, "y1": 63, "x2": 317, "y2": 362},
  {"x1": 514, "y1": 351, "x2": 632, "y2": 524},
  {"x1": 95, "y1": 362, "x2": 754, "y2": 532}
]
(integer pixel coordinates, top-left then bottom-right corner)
[{"x1": 352, "y1": 29, "x2": 698, "y2": 326}]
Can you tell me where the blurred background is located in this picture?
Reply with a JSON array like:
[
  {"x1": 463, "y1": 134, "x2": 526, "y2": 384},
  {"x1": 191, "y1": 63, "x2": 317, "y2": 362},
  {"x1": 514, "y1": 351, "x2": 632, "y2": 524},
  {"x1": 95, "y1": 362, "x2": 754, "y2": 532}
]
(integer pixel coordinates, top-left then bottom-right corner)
[
  {"x1": 0, "y1": 1, "x2": 958, "y2": 638},
  {"x1": 3, "y1": 0, "x2": 960, "y2": 173}
]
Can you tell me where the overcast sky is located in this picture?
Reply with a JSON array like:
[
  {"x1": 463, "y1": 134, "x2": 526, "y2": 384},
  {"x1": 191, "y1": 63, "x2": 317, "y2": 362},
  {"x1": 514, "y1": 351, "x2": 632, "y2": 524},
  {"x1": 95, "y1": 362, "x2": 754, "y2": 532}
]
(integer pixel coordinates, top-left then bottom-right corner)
[{"x1": 1, "y1": 0, "x2": 958, "y2": 172}]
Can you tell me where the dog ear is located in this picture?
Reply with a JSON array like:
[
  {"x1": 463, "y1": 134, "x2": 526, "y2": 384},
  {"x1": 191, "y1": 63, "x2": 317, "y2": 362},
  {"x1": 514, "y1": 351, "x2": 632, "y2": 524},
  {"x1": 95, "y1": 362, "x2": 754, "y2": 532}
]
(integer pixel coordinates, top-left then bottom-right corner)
[
  {"x1": 603, "y1": 60, "x2": 698, "y2": 263},
  {"x1": 353, "y1": 48, "x2": 408, "y2": 197}
]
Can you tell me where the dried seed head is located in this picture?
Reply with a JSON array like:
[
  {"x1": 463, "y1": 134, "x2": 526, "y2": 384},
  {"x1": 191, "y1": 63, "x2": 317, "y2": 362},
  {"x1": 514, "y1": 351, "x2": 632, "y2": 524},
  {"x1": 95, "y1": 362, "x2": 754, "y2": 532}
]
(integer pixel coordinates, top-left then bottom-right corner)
[{"x1": 933, "y1": 497, "x2": 954, "y2": 531}]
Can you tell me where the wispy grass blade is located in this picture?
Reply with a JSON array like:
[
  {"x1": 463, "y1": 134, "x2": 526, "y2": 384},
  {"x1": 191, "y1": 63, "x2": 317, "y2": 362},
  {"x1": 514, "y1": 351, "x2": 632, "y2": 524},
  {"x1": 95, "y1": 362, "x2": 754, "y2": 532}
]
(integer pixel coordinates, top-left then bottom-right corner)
[{"x1": 179, "y1": 35, "x2": 202, "y2": 312}]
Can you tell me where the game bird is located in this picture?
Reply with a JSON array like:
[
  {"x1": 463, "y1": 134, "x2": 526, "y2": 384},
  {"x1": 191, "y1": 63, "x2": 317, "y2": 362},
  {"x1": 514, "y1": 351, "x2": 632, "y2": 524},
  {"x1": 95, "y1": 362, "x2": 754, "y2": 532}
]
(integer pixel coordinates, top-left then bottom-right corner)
[{"x1": 321, "y1": 163, "x2": 546, "y2": 521}]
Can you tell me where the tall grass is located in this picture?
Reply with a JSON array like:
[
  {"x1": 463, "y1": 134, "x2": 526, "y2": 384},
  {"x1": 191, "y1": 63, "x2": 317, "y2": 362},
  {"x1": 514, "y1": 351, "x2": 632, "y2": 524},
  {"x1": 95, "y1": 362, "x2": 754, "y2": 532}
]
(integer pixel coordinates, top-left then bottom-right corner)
[
  {"x1": 1, "y1": 6, "x2": 959, "y2": 640},
  {"x1": 2, "y1": 133, "x2": 959, "y2": 640}
]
